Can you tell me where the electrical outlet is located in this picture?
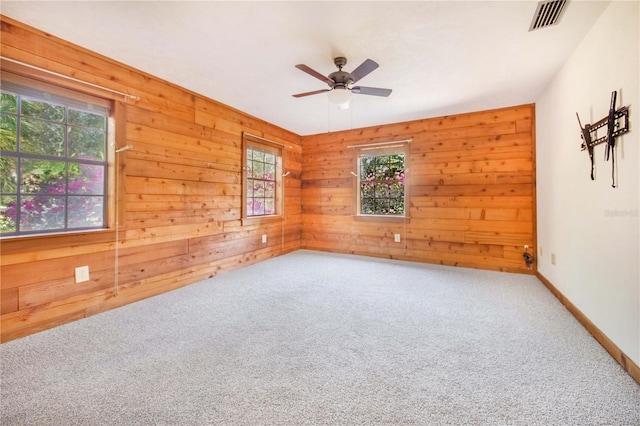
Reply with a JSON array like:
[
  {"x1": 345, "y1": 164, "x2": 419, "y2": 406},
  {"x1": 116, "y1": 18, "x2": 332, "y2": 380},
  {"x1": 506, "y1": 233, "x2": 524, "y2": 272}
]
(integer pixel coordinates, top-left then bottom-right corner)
[
  {"x1": 551, "y1": 253, "x2": 556, "y2": 265},
  {"x1": 75, "y1": 266, "x2": 90, "y2": 283},
  {"x1": 540, "y1": 247, "x2": 543, "y2": 256},
  {"x1": 262, "y1": 234, "x2": 267, "y2": 243},
  {"x1": 394, "y1": 234, "x2": 401, "y2": 243}
]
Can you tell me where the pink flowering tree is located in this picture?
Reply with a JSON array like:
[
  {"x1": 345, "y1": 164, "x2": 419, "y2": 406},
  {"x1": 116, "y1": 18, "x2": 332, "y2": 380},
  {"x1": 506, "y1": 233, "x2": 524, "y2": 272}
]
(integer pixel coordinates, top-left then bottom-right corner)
[
  {"x1": 0, "y1": 92, "x2": 106, "y2": 234},
  {"x1": 360, "y1": 154, "x2": 405, "y2": 215},
  {"x1": 246, "y1": 148, "x2": 276, "y2": 216}
]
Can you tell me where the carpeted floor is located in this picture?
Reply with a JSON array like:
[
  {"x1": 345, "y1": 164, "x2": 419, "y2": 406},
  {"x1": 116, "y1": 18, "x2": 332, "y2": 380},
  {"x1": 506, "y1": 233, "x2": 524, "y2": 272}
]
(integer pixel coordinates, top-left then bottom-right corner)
[{"x1": 2, "y1": 250, "x2": 639, "y2": 425}]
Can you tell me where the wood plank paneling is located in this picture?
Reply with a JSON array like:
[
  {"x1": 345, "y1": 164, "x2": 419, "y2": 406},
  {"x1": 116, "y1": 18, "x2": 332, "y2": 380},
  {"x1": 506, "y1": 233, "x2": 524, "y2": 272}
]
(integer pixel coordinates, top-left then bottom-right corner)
[
  {"x1": 0, "y1": 15, "x2": 535, "y2": 343},
  {"x1": 0, "y1": 16, "x2": 302, "y2": 341},
  {"x1": 301, "y1": 104, "x2": 535, "y2": 273}
]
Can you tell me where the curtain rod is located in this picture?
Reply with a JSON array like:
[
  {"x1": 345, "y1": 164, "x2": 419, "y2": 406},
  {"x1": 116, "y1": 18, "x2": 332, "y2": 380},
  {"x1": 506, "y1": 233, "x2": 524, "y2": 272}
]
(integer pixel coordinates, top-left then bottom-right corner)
[
  {"x1": 0, "y1": 56, "x2": 141, "y2": 101},
  {"x1": 347, "y1": 139, "x2": 412, "y2": 149},
  {"x1": 243, "y1": 132, "x2": 293, "y2": 149}
]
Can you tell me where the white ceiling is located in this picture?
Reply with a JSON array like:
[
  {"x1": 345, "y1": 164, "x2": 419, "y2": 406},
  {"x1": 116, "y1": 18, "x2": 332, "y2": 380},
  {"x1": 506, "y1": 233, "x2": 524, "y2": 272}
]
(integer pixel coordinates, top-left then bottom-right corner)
[{"x1": 2, "y1": 1, "x2": 610, "y2": 136}]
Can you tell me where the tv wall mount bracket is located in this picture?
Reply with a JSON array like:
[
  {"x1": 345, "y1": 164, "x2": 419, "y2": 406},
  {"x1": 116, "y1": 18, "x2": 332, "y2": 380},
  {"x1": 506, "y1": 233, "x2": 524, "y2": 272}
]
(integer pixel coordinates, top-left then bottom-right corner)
[{"x1": 576, "y1": 90, "x2": 630, "y2": 188}]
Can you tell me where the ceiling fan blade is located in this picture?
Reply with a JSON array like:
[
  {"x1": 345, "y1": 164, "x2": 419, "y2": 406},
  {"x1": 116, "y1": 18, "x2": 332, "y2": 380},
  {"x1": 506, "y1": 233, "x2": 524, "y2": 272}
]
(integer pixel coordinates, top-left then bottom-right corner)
[
  {"x1": 292, "y1": 89, "x2": 331, "y2": 98},
  {"x1": 351, "y1": 86, "x2": 392, "y2": 97},
  {"x1": 295, "y1": 64, "x2": 334, "y2": 86},
  {"x1": 348, "y1": 59, "x2": 379, "y2": 84}
]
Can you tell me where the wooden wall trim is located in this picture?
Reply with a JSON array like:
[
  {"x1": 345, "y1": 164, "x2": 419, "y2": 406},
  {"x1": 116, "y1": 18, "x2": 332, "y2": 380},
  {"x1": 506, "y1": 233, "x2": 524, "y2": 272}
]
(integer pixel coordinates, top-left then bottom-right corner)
[
  {"x1": 536, "y1": 272, "x2": 640, "y2": 386},
  {"x1": 530, "y1": 105, "x2": 538, "y2": 273}
]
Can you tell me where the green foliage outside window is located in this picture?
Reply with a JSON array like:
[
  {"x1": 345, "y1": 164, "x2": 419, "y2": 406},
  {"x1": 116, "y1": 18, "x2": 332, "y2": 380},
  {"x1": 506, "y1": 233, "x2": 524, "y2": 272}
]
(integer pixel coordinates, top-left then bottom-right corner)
[
  {"x1": 246, "y1": 147, "x2": 277, "y2": 216},
  {"x1": 360, "y1": 153, "x2": 405, "y2": 216},
  {"x1": 0, "y1": 89, "x2": 108, "y2": 236}
]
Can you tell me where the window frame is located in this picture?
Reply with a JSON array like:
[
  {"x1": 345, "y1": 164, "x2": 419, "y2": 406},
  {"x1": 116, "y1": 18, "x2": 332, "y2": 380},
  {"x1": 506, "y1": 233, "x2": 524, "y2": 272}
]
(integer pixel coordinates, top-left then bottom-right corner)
[
  {"x1": 241, "y1": 133, "x2": 284, "y2": 226},
  {"x1": 353, "y1": 143, "x2": 410, "y2": 222},
  {"x1": 0, "y1": 64, "x2": 123, "y2": 244}
]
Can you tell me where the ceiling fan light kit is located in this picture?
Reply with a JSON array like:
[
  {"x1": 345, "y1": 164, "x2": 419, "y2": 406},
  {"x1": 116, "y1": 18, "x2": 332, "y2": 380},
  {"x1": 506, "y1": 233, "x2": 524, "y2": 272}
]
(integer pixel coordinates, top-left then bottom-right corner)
[
  {"x1": 327, "y1": 87, "x2": 352, "y2": 109},
  {"x1": 293, "y1": 56, "x2": 392, "y2": 108}
]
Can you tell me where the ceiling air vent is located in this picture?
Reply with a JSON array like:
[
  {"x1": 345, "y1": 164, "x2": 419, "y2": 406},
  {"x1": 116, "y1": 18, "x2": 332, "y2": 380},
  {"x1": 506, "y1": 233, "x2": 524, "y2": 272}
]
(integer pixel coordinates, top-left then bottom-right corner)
[{"x1": 529, "y1": 0, "x2": 567, "y2": 31}]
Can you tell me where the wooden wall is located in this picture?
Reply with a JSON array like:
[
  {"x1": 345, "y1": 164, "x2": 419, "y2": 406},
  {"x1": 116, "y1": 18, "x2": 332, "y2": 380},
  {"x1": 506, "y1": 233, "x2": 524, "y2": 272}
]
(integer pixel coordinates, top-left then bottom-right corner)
[
  {"x1": 0, "y1": 16, "x2": 302, "y2": 342},
  {"x1": 301, "y1": 105, "x2": 536, "y2": 273},
  {"x1": 0, "y1": 15, "x2": 536, "y2": 342}
]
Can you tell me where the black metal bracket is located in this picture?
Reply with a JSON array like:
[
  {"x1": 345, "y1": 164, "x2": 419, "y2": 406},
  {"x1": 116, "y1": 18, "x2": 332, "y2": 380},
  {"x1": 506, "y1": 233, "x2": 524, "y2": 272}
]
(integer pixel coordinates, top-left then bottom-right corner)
[{"x1": 576, "y1": 90, "x2": 630, "y2": 187}]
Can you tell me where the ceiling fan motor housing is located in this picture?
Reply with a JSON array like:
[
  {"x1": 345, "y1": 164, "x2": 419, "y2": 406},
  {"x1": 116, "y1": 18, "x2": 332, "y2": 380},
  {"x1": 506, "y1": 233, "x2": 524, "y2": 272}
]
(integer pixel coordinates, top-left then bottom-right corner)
[
  {"x1": 329, "y1": 71, "x2": 351, "y2": 87},
  {"x1": 331, "y1": 57, "x2": 351, "y2": 87}
]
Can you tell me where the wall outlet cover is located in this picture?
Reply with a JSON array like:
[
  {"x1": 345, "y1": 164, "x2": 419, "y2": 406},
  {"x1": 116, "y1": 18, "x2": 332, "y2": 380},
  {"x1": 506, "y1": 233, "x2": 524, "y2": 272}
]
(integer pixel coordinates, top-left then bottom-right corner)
[{"x1": 75, "y1": 266, "x2": 90, "y2": 283}]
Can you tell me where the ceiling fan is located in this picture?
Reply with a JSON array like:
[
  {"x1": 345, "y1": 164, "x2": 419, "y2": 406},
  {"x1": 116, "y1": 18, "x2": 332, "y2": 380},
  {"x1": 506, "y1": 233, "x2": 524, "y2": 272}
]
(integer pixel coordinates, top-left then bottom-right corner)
[{"x1": 292, "y1": 57, "x2": 392, "y2": 104}]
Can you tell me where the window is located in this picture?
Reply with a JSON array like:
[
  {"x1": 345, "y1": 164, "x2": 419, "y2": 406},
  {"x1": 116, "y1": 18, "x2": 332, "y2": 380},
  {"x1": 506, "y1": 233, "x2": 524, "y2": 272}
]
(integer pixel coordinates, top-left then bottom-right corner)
[
  {"x1": 357, "y1": 146, "x2": 407, "y2": 217},
  {"x1": 242, "y1": 133, "x2": 283, "y2": 222},
  {"x1": 0, "y1": 78, "x2": 111, "y2": 237}
]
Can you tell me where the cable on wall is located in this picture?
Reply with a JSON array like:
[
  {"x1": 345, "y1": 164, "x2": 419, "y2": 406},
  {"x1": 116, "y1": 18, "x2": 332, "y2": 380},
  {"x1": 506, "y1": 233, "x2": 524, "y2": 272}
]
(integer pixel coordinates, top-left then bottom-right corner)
[
  {"x1": 281, "y1": 170, "x2": 289, "y2": 252},
  {"x1": 112, "y1": 144, "x2": 133, "y2": 296},
  {"x1": 243, "y1": 132, "x2": 292, "y2": 253}
]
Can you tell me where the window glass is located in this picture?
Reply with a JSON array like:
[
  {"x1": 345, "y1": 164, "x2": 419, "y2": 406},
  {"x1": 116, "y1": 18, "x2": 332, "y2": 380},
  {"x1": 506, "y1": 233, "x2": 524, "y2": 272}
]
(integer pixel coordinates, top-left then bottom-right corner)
[
  {"x1": 0, "y1": 81, "x2": 109, "y2": 236},
  {"x1": 242, "y1": 134, "x2": 283, "y2": 221},
  {"x1": 246, "y1": 146, "x2": 279, "y2": 216},
  {"x1": 358, "y1": 150, "x2": 406, "y2": 216}
]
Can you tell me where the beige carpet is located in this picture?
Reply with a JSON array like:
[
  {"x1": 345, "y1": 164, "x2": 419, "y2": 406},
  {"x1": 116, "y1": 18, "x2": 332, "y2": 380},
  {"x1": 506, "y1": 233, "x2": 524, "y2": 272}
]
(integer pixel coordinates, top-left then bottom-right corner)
[{"x1": 2, "y1": 250, "x2": 639, "y2": 425}]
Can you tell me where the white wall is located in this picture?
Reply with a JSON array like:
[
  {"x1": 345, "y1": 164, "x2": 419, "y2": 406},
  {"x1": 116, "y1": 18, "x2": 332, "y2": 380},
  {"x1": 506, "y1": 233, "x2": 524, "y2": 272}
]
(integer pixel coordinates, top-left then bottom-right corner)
[{"x1": 537, "y1": 0, "x2": 639, "y2": 365}]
